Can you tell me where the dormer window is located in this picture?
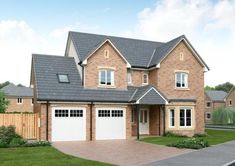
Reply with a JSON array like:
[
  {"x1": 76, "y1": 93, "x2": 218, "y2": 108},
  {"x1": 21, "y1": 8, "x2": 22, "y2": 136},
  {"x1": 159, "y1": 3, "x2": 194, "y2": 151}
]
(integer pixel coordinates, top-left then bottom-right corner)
[
  {"x1": 99, "y1": 69, "x2": 114, "y2": 86},
  {"x1": 57, "y1": 74, "x2": 70, "y2": 83}
]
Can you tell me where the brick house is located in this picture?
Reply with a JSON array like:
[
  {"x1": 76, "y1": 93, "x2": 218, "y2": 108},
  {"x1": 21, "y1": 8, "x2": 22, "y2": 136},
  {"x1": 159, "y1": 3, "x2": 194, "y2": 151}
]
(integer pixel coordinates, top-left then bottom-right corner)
[
  {"x1": 30, "y1": 31, "x2": 209, "y2": 141},
  {"x1": 0, "y1": 83, "x2": 33, "y2": 112},
  {"x1": 204, "y1": 90, "x2": 227, "y2": 123},
  {"x1": 225, "y1": 87, "x2": 235, "y2": 108}
]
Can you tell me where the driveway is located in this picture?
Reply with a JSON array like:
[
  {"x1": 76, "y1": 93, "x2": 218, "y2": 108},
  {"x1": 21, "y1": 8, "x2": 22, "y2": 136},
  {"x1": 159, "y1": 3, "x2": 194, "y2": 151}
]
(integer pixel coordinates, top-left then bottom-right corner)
[
  {"x1": 52, "y1": 140, "x2": 191, "y2": 166},
  {"x1": 143, "y1": 141, "x2": 235, "y2": 166}
]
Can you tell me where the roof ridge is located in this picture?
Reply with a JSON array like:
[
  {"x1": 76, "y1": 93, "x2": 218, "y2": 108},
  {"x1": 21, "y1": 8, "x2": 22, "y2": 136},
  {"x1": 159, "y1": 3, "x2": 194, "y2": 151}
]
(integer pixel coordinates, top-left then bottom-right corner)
[
  {"x1": 32, "y1": 54, "x2": 74, "y2": 59},
  {"x1": 69, "y1": 31, "x2": 165, "y2": 44}
]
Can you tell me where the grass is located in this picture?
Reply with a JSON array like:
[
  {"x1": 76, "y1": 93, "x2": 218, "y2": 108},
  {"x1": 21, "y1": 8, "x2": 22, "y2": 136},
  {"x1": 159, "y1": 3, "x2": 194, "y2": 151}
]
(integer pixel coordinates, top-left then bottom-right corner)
[
  {"x1": 141, "y1": 129, "x2": 235, "y2": 146},
  {"x1": 0, "y1": 146, "x2": 113, "y2": 166}
]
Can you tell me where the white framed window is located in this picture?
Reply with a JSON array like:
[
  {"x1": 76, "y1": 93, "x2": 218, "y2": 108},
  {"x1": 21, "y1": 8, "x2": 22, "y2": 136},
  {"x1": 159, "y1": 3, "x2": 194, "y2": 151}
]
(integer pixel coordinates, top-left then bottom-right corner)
[
  {"x1": 70, "y1": 110, "x2": 83, "y2": 117},
  {"x1": 229, "y1": 100, "x2": 232, "y2": 106},
  {"x1": 55, "y1": 109, "x2": 69, "y2": 117},
  {"x1": 206, "y1": 101, "x2": 211, "y2": 108},
  {"x1": 175, "y1": 72, "x2": 188, "y2": 88},
  {"x1": 17, "y1": 98, "x2": 23, "y2": 104},
  {"x1": 180, "y1": 108, "x2": 192, "y2": 127},
  {"x1": 99, "y1": 69, "x2": 114, "y2": 86},
  {"x1": 98, "y1": 110, "x2": 111, "y2": 117},
  {"x1": 142, "y1": 73, "x2": 148, "y2": 84},
  {"x1": 206, "y1": 112, "x2": 211, "y2": 120},
  {"x1": 31, "y1": 98, "x2": 34, "y2": 105},
  {"x1": 127, "y1": 70, "x2": 132, "y2": 84},
  {"x1": 169, "y1": 109, "x2": 175, "y2": 127}
]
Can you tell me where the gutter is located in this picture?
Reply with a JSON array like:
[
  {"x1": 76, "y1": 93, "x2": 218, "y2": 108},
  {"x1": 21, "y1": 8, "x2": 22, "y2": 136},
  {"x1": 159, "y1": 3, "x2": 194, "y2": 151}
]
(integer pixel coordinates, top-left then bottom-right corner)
[{"x1": 90, "y1": 102, "x2": 93, "y2": 141}]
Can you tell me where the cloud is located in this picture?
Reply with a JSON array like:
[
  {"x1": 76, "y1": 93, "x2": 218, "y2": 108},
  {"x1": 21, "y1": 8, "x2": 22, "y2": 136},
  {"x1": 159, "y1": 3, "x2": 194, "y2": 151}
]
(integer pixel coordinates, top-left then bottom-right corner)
[
  {"x1": 0, "y1": 20, "x2": 101, "y2": 86},
  {"x1": 122, "y1": 0, "x2": 235, "y2": 86}
]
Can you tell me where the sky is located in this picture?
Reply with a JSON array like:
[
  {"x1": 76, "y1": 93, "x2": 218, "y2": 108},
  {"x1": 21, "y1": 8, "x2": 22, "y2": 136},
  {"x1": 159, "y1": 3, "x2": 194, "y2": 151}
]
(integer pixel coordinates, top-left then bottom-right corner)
[{"x1": 0, "y1": 0, "x2": 235, "y2": 87}]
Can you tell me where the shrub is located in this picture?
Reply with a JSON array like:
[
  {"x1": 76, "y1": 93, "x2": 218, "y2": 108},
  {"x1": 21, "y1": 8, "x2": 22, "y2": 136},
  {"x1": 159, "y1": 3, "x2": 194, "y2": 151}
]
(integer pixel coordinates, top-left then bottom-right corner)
[
  {"x1": 9, "y1": 137, "x2": 27, "y2": 147},
  {"x1": 0, "y1": 126, "x2": 18, "y2": 145},
  {"x1": 167, "y1": 138, "x2": 209, "y2": 149},
  {"x1": 22, "y1": 141, "x2": 50, "y2": 147}
]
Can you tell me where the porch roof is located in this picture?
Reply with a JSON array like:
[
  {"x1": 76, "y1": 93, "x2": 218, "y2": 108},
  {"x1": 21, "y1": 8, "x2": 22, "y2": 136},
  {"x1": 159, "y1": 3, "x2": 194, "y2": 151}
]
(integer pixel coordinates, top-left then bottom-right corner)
[{"x1": 133, "y1": 86, "x2": 168, "y2": 105}]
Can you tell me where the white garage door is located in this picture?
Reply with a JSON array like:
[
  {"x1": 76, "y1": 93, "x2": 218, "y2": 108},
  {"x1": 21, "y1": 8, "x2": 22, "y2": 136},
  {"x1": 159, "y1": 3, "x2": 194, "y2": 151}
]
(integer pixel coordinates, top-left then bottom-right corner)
[
  {"x1": 52, "y1": 107, "x2": 86, "y2": 141},
  {"x1": 96, "y1": 108, "x2": 126, "y2": 140}
]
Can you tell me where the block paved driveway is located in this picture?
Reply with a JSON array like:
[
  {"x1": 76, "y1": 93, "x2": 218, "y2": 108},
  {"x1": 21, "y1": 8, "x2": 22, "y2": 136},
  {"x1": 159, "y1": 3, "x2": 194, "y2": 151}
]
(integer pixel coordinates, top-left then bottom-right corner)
[
  {"x1": 143, "y1": 141, "x2": 235, "y2": 166},
  {"x1": 52, "y1": 140, "x2": 191, "y2": 166}
]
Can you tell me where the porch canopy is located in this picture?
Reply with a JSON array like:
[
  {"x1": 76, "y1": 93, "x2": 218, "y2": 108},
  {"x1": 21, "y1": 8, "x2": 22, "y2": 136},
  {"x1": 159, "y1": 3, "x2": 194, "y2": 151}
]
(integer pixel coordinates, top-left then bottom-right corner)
[{"x1": 131, "y1": 85, "x2": 168, "y2": 105}]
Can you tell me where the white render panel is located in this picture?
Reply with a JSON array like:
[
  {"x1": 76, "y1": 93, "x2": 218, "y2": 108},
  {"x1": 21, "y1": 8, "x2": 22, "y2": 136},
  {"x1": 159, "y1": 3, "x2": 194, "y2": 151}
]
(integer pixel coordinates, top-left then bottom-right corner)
[
  {"x1": 67, "y1": 40, "x2": 83, "y2": 79},
  {"x1": 51, "y1": 107, "x2": 86, "y2": 141},
  {"x1": 96, "y1": 108, "x2": 126, "y2": 140}
]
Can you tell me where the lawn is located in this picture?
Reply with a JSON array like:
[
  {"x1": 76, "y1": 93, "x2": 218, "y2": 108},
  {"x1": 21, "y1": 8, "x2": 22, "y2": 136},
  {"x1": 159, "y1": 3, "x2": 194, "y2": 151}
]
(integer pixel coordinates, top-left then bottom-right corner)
[
  {"x1": 141, "y1": 129, "x2": 235, "y2": 146},
  {"x1": 0, "y1": 146, "x2": 113, "y2": 166}
]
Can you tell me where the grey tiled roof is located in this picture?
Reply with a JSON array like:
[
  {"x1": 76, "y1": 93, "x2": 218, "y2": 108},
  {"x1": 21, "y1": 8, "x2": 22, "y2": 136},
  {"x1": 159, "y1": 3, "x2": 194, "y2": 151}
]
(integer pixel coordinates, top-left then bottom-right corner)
[
  {"x1": 1, "y1": 83, "x2": 33, "y2": 97},
  {"x1": 69, "y1": 31, "x2": 209, "y2": 70},
  {"x1": 69, "y1": 31, "x2": 163, "y2": 68},
  {"x1": 205, "y1": 90, "x2": 227, "y2": 101},
  {"x1": 32, "y1": 54, "x2": 167, "y2": 104}
]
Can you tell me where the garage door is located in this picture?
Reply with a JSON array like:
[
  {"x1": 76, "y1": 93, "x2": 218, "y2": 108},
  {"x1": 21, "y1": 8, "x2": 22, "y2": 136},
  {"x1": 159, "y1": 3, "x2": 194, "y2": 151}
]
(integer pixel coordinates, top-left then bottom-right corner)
[
  {"x1": 52, "y1": 107, "x2": 86, "y2": 141},
  {"x1": 96, "y1": 108, "x2": 126, "y2": 140}
]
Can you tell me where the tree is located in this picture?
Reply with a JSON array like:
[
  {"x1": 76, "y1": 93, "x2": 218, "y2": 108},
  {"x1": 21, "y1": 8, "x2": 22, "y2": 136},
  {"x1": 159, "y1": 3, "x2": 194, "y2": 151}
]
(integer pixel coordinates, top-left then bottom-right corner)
[
  {"x1": 204, "y1": 85, "x2": 215, "y2": 91},
  {"x1": 215, "y1": 82, "x2": 234, "y2": 93},
  {"x1": 0, "y1": 91, "x2": 9, "y2": 113},
  {"x1": 0, "y1": 81, "x2": 10, "y2": 89}
]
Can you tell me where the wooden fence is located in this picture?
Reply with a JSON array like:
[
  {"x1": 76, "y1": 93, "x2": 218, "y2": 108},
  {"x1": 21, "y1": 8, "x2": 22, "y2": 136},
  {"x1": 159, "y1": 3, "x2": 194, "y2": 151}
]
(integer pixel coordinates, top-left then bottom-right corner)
[{"x1": 0, "y1": 113, "x2": 39, "y2": 140}]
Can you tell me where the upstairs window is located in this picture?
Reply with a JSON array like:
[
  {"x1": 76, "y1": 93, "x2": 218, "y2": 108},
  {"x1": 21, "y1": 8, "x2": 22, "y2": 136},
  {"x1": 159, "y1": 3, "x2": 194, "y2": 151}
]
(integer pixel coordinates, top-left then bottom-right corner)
[
  {"x1": 175, "y1": 72, "x2": 188, "y2": 88},
  {"x1": 206, "y1": 102, "x2": 211, "y2": 108},
  {"x1": 17, "y1": 98, "x2": 23, "y2": 104},
  {"x1": 99, "y1": 70, "x2": 114, "y2": 86},
  {"x1": 57, "y1": 74, "x2": 69, "y2": 83},
  {"x1": 142, "y1": 73, "x2": 148, "y2": 84},
  {"x1": 127, "y1": 70, "x2": 132, "y2": 84}
]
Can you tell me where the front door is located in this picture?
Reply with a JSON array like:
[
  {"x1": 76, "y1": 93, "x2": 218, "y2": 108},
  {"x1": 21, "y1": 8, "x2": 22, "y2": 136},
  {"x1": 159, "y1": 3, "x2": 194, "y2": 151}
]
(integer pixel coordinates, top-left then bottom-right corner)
[{"x1": 139, "y1": 109, "x2": 149, "y2": 134}]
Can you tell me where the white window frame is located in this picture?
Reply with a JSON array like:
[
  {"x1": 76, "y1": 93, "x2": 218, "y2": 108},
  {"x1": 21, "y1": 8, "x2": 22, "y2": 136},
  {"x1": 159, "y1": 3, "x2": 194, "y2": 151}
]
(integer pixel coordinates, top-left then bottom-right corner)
[
  {"x1": 99, "y1": 69, "x2": 114, "y2": 86},
  {"x1": 169, "y1": 108, "x2": 175, "y2": 128},
  {"x1": 175, "y1": 72, "x2": 188, "y2": 88},
  {"x1": 179, "y1": 108, "x2": 192, "y2": 128},
  {"x1": 205, "y1": 112, "x2": 211, "y2": 120},
  {"x1": 17, "y1": 98, "x2": 23, "y2": 104},
  {"x1": 206, "y1": 101, "x2": 211, "y2": 108},
  {"x1": 142, "y1": 73, "x2": 148, "y2": 85},
  {"x1": 127, "y1": 70, "x2": 132, "y2": 84},
  {"x1": 229, "y1": 100, "x2": 232, "y2": 106}
]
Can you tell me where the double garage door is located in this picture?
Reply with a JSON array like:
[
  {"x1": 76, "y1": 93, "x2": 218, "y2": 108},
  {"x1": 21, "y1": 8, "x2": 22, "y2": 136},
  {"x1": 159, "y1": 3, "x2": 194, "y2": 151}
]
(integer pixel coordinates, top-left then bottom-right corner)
[{"x1": 51, "y1": 107, "x2": 126, "y2": 141}]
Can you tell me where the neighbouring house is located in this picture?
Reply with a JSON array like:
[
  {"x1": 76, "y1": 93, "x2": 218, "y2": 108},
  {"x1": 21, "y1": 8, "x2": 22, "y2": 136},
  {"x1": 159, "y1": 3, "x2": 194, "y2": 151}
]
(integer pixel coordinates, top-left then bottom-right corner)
[
  {"x1": 204, "y1": 90, "x2": 227, "y2": 123},
  {"x1": 225, "y1": 87, "x2": 235, "y2": 108},
  {"x1": 30, "y1": 31, "x2": 209, "y2": 141},
  {"x1": 0, "y1": 83, "x2": 33, "y2": 112}
]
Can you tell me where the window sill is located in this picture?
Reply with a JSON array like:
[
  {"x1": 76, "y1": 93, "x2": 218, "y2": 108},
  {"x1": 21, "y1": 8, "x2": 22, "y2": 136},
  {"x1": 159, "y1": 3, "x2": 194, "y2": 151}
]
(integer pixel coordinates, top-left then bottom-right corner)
[
  {"x1": 175, "y1": 88, "x2": 190, "y2": 91},
  {"x1": 97, "y1": 85, "x2": 116, "y2": 89}
]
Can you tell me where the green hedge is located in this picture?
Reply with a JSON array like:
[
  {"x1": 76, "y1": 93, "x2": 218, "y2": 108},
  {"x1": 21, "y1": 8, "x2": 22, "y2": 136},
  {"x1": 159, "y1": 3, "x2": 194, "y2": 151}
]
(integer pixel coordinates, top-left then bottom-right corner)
[{"x1": 212, "y1": 107, "x2": 235, "y2": 125}]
